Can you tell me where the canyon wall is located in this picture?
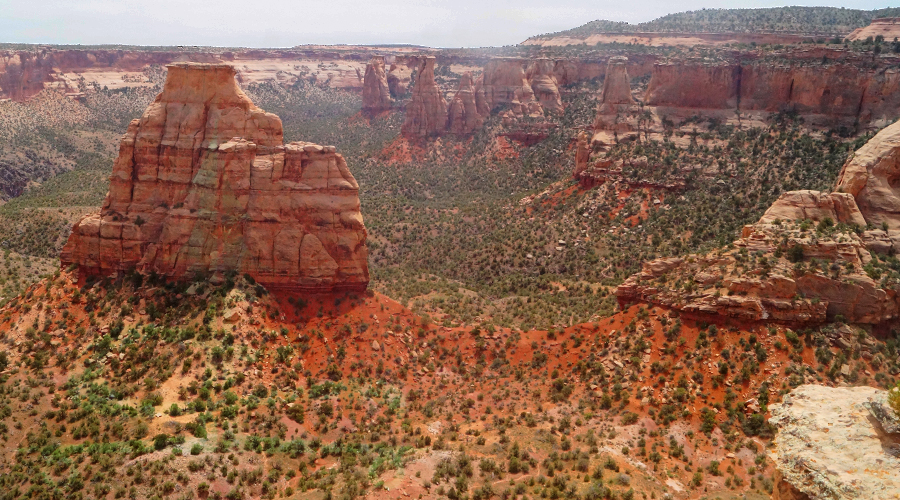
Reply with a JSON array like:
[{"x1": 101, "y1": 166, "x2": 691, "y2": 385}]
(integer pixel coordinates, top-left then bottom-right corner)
[
  {"x1": 647, "y1": 54, "x2": 900, "y2": 128},
  {"x1": 61, "y1": 63, "x2": 369, "y2": 292}
]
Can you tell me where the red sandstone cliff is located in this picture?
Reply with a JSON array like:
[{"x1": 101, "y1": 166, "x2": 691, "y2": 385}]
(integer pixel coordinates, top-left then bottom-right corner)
[{"x1": 60, "y1": 63, "x2": 369, "y2": 292}]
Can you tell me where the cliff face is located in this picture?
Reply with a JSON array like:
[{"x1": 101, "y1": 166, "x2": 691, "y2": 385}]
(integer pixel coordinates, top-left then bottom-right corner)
[
  {"x1": 646, "y1": 57, "x2": 900, "y2": 128},
  {"x1": 646, "y1": 62, "x2": 741, "y2": 109},
  {"x1": 401, "y1": 57, "x2": 448, "y2": 138},
  {"x1": 525, "y1": 59, "x2": 563, "y2": 113},
  {"x1": 481, "y1": 58, "x2": 543, "y2": 117},
  {"x1": 447, "y1": 73, "x2": 485, "y2": 135},
  {"x1": 769, "y1": 385, "x2": 900, "y2": 500},
  {"x1": 616, "y1": 119, "x2": 900, "y2": 326},
  {"x1": 361, "y1": 56, "x2": 392, "y2": 114},
  {"x1": 592, "y1": 56, "x2": 641, "y2": 147},
  {"x1": 61, "y1": 63, "x2": 369, "y2": 292}
]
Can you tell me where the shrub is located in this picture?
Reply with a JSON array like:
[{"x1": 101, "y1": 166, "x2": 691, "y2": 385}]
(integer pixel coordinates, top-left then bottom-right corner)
[
  {"x1": 889, "y1": 382, "x2": 900, "y2": 417},
  {"x1": 191, "y1": 443, "x2": 203, "y2": 455}
]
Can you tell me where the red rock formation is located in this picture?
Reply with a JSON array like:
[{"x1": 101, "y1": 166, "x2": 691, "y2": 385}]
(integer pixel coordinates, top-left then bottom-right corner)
[
  {"x1": 645, "y1": 57, "x2": 900, "y2": 129},
  {"x1": 481, "y1": 58, "x2": 543, "y2": 117},
  {"x1": 616, "y1": 120, "x2": 900, "y2": 325},
  {"x1": 526, "y1": 59, "x2": 562, "y2": 113},
  {"x1": 447, "y1": 73, "x2": 484, "y2": 135},
  {"x1": 573, "y1": 131, "x2": 591, "y2": 177},
  {"x1": 387, "y1": 60, "x2": 413, "y2": 98},
  {"x1": 401, "y1": 57, "x2": 448, "y2": 138},
  {"x1": 593, "y1": 56, "x2": 642, "y2": 147},
  {"x1": 646, "y1": 62, "x2": 741, "y2": 110},
  {"x1": 361, "y1": 56, "x2": 392, "y2": 114},
  {"x1": 61, "y1": 63, "x2": 369, "y2": 292}
]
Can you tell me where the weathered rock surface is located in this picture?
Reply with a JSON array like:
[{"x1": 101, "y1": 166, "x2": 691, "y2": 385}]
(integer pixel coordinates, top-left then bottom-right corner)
[
  {"x1": 836, "y1": 119, "x2": 900, "y2": 232},
  {"x1": 447, "y1": 73, "x2": 484, "y2": 135},
  {"x1": 387, "y1": 59, "x2": 414, "y2": 98},
  {"x1": 525, "y1": 58, "x2": 563, "y2": 113},
  {"x1": 757, "y1": 190, "x2": 866, "y2": 227},
  {"x1": 573, "y1": 131, "x2": 591, "y2": 177},
  {"x1": 593, "y1": 56, "x2": 641, "y2": 147},
  {"x1": 361, "y1": 56, "x2": 392, "y2": 114},
  {"x1": 61, "y1": 63, "x2": 369, "y2": 292},
  {"x1": 769, "y1": 385, "x2": 900, "y2": 500},
  {"x1": 401, "y1": 57, "x2": 448, "y2": 138},
  {"x1": 481, "y1": 58, "x2": 543, "y2": 118},
  {"x1": 645, "y1": 56, "x2": 900, "y2": 128}
]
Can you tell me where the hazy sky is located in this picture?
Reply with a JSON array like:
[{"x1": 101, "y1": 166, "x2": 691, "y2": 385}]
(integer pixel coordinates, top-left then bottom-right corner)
[{"x1": 0, "y1": 0, "x2": 893, "y2": 48}]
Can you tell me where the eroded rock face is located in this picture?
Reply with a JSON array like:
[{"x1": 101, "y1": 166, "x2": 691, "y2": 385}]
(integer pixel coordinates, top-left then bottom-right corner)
[
  {"x1": 481, "y1": 58, "x2": 543, "y2": 118},
  {"x1": 401, "y1": 57, "x2": 448, "y2": 138},
  {"x1": 769, "y1": 385, "x2": 900, "y2": 499},
  {"x1": 447, "y1": 73, "x2": 484, "y2": 135},
  {"x1": 362, "y1": 56, "x2": 392, "y2": 114},
  {"x1": 836, "y1": 119, "x2": 900, "y2": 232},
  {"x1": 61, "y1": 63, "x2": 369, "y2": 292},
  {"x1": 757, "y1": 190, "x2": 866, "y2": 227},
  {"x1": 593, "y1": 56, "x2": 641, "y2": 147},
  {"x1": 526, "y1": 58, "x2": 562, "y2": 113},
  {"x1": 573, "y1": 131, "x2": 591, "y2": 177}
]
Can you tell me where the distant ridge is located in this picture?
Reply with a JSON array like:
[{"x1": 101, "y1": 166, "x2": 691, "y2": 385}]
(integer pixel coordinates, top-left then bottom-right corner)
[{"x1": 526, "y1": 6, "x2": 900, "y2": 41}]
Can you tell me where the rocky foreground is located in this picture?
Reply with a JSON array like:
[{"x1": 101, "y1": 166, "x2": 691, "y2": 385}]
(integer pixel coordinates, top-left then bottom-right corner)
[{"x1": 769, "y1": 385, "x2": 900, "y2": 499}]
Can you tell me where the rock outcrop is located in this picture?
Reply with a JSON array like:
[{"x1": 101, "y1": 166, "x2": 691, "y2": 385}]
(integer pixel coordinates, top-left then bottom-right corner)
[
  {"x1": 401, "y1": 57, "x2": 448, "y2": 138},
  {"x1": 836, "y1": 120, "x2": 900, "y2": 233},
  {"x1": 769, "y1": 385, "x2": 900, "y2": 500},
  {"x1": 361, "y1": 56, "x2": 392, "y2": 114},
  {"x1": 61, "y1": 63, "x2": 369, "y2": 292},
  {"x1": 573, "y1": 131, "x2": 591, "y2": 177},
  {"x1": 593, "y1": 56, "x2": 642, "y2": 147},
  {"x1": 447, "y1": 73, "x2": 485, "y2": 135},
  {"x1": 617, "y1": 120, "x2": 900, "y2": 325},
  {"x1": 525, "y1": 59, "x2": 563, "y2": 113},
  {"x1": 481, "y1": 58, "x2": 543, "y2": 118},
  {"x1": 387, "y1": 59, "x2": 414, "y2": 98}
]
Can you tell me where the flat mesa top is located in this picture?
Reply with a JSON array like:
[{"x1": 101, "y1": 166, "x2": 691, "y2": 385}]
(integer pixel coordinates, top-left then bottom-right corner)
[{"x1": 165, "y1": 62, "x2": 236, "y2": 71}]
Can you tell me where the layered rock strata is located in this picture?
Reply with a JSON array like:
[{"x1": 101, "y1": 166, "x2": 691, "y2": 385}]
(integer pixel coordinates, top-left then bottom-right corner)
[
  {"x1": 769, "y1": 385, "x2": 900, "y2": 499},
  {"x1": 617, "y1": 120, "x2": 900, "y2": 325},
  {"x1": 401, "y1": 57, "x2": 448, "y2": 138},
  {"x1": 61, "y1": 63, "x2": 369, "y2": 292},
  {"x1": 361, "y1": 56, "x2": 392, "y2": 114}
]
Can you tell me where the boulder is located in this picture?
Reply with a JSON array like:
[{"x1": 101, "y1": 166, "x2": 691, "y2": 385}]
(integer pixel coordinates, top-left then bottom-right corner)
[
  {"x1": 60, "y1": 63, "x2": 369, "y2": 292},
  {"x1": 769, "y1": 385, "x2": 900, "y2": 499}
]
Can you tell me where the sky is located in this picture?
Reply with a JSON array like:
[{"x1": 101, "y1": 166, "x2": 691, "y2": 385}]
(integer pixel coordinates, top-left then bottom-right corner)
[{"x1": 0, "y1": 0, "x2": 893, "y2": 48}]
